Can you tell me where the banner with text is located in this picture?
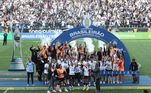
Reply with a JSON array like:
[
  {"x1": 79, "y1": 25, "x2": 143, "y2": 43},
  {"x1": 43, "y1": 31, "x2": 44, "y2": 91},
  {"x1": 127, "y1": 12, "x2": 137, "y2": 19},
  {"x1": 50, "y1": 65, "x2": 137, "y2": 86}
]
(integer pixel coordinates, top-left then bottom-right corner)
[{"x1": 0, "y1": 32, "x2": 151, "y2": 40}]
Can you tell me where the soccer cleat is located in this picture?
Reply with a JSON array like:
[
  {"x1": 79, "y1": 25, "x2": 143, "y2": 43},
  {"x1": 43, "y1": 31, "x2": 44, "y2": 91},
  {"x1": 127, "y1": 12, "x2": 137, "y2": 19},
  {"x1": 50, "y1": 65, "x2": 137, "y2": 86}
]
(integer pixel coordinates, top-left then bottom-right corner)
[
  {"x1": 112, "y1": 80, "x2": 115, "y2": 84},
  {"x1": 64, "y1": 88, "x2": 68, "y2": 92},
  {"x1": 82, "y1": 85, "x2": 86, "y2": 91},
  {"x1": 88, "y1": 83, "x2": 91, "y2": 86},
  {"x1": 71, "y1": 86, "x2": 74, "y2": 90},
  {"x1": 58, "y1": 89, "x2": 62, "y2": 93},
  {"x1": 86, "y1": 86, "x2": 89, "y2": 91},
  {"x1": 68, "y1": 86, "x2": 72, "y2": 91}
]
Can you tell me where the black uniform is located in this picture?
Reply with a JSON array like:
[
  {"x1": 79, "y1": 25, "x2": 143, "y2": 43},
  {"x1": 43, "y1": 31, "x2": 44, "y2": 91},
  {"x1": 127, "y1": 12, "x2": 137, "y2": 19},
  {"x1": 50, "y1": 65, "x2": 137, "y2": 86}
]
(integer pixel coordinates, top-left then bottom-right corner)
[
  {"x1": 30, "y1": 46, "x2": 40, "y2": 63},
  {"x1": 129, "y1": 59, "x2": 138, "y2": 83},
  {"x1": 3, "y1": 33, "x2": 8, "y2": 46}
]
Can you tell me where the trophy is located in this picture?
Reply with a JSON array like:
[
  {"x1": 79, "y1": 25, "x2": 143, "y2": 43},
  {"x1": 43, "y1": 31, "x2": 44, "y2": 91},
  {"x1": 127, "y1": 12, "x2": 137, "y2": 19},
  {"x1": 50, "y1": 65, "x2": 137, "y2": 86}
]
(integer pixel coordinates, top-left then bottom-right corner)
[{"x1": 8, "y1": 24, "x2": 25, "y2": 71}]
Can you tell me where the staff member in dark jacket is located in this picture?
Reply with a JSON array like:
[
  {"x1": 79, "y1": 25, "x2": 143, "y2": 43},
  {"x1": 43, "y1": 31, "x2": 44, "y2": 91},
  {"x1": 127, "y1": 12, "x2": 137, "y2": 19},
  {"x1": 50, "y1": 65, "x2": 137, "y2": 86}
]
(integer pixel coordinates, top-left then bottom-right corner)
[
  {"x1": 129, "y1": 58, "x2": 138, "y2": 83},
  {"x1": 30, "y1": 45, "x2": 40, "y2": 64},
  {"x1": 3, "y1": 32, "x2": 8, "y2": 46},
  {"x1": 94, "y1": 62, "x2": 101, "y2": 93}
]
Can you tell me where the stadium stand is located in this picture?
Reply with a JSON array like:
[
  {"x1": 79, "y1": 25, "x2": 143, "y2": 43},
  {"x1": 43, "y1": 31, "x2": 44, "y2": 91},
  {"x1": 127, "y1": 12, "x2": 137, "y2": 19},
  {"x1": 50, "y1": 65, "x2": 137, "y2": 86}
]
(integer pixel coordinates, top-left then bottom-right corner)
[{"x1": 0, "y1": 0, "x2": 150, "y2": 32}]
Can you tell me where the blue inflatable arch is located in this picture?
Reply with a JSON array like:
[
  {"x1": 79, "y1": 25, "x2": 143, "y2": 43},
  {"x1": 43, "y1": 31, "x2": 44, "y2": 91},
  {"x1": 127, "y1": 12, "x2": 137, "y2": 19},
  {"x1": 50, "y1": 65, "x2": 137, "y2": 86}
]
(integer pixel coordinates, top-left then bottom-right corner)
[{"x1": 51, "y1": 25, "x2": 131, "y2": 71}]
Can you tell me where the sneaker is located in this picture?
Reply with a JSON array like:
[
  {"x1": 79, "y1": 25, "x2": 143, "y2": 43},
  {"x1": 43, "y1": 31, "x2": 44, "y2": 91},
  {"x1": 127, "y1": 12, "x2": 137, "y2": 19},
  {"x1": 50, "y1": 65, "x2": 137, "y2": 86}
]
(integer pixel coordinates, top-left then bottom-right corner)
[
  {"x1": 78, "y1": 83, "x2": 80, "y2": 86},
  {"x1": 64, "y1": 88, "x2": 68, "y2": 92},
  {"x1": 68, "y1": 86, "x2": 72, "y2": 91},
  {"x1": 82, "y1": 85, "x2": 86, "y2": 91},
  {"x1": 47, "y1": 90, "x2": 51, "y2": 93},
  {"x1": 27, "y1": 84, "x2": 29, "y2": 87},
  {"x1": 71, "y1": 86, "x2": 74, "y2": 90},
  {"x1": 119, "y1": 81, "x2": 123, "y2": 84},
  {"x1": 113, "y1": 81, "x2": 115, "y2": 84},
  {"x1": 103, "y1": 81, "x2": 106, "y2": 84},
  {"x1": 86, "y1": 86, "x2": 89, "y2": 91},
  {"x1": 58, "y1": 89, "x2": 62, "y2": 93},
  {"x1": 93, "y1": 82, "x2": 96, "y2": 86},
  {"x1": 52, "y1": 90, "x2": 56, "y2": 92},
  {"x1": 89, "y1": 82, "x2": 91, "y2": 86}
]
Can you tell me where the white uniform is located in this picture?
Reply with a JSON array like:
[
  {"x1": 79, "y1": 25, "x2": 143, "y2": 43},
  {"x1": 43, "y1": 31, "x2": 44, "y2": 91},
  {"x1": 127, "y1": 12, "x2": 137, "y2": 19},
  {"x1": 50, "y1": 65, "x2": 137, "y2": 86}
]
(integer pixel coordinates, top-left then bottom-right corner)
[
  {"x1": 61, "y1": 61, "x2": 69, "y2": 69},
  {"x1": 83, "y1": 66, "x2": 89, "y2": 76},
  {"x1": 48, "y1": 57, "x2": 52, "y2": 63},
  {"x1": 44, "y1": 63, "x2": 49, "y2": 74},
  {"x1": 100, "y1": 61, "x2": 106, "y2": 71},
  {"x1": 69, "y1": 65, "x2": 75, "y2": 75},
  {"x1": 89, "y1": 61, "x2": 96, "y2": 70},
  {"x1": 83, "y1": 61, "x2": 88, "y2": 67},
  {"x1": 57, "y1": 59, "x2": 61, "y2": 64},
  {"x1": 113, "y1": 62, "x2": 118, "y2": 71},
  {"x1": 106, "y1": 61, "x2": 112, "y2": 71}
]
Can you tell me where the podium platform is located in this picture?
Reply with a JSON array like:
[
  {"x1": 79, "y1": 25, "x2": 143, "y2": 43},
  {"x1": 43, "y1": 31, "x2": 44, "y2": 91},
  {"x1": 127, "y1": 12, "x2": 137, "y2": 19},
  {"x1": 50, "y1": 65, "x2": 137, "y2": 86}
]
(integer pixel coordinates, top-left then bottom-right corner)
[{"x1": 0, "y1": 74, "x2": 151, "y2": 90}]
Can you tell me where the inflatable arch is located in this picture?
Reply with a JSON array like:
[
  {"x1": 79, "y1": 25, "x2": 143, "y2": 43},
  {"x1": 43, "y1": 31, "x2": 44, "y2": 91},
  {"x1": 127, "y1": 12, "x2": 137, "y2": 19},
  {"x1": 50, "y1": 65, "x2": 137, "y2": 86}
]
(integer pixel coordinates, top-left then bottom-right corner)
[{"x1": 51, "y1": 25, "x2": 131, "y2": 71}]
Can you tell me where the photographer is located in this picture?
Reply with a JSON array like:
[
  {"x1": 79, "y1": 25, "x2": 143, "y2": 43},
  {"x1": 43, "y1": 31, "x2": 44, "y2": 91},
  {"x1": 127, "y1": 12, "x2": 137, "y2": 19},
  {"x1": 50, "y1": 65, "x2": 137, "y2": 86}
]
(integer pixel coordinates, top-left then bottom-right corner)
[{"x1": 129, "y1": 58, "x2": 139, "y2": 83}]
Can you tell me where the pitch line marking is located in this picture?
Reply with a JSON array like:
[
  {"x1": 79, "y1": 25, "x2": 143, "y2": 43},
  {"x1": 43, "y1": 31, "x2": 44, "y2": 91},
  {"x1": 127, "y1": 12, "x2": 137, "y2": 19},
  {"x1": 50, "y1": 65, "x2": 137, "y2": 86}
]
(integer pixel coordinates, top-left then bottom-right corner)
[{"x1": 3, "y1": 88, "x2": 8, "y2": 93}]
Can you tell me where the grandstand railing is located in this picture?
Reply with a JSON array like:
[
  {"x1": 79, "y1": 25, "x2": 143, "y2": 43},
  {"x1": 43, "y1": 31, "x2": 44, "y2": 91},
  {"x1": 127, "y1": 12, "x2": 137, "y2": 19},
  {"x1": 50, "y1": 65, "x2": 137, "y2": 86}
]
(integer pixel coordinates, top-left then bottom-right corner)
[{"x1": 0, "y1": 23, "x2": 150, "y2": 33}]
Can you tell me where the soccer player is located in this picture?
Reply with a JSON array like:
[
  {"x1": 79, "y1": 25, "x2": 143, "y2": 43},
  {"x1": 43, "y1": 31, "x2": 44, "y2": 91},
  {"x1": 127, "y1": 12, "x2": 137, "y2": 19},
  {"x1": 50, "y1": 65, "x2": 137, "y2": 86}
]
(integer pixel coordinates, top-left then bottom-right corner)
[
  {"x1": 105, "y1": 57, "x2": 113, "y2": 84},
  {"x1": 44, "y1": 62, "x2": 49, "y2": 85},
  {"x1": 56, "y1": 65, "x2": 68, "y2": 92},
  {"x1": 82, "y1": 63, "x2": 90, "y2": 91},
  {"x1": 47, "y1": 62, "x2": 57, "y2": 93},
  {"x1": 118, "y1": 56, "x2": 124, "y2": 83},
  {"x1": 68, "y1": 62, "x2": 75, "y2": 90},
  {"x1": 75, "y1": 63, "x2": 82, "y2": 86}
]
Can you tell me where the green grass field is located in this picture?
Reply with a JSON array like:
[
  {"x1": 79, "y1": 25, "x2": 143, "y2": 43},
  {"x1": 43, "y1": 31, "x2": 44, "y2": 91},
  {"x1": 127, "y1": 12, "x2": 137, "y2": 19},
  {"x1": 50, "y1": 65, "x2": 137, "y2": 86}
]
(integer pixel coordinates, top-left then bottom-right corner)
[
  {"x1": 0, "y1": 39, "x2": 151, "y2": 77},
  {"x1": 0, "y1": 89, "x2": 147, "y2": 93},
  {"x1": 0, "y1": 39, "x2": 151, "y2": 93}
]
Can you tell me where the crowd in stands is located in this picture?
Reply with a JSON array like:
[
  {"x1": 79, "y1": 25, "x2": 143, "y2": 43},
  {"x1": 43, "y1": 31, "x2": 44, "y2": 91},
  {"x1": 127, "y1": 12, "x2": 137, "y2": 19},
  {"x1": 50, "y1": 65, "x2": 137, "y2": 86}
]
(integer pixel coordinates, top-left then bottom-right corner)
[{"x1": 0, "y1": 0, "x2": 150, "y2": 31}]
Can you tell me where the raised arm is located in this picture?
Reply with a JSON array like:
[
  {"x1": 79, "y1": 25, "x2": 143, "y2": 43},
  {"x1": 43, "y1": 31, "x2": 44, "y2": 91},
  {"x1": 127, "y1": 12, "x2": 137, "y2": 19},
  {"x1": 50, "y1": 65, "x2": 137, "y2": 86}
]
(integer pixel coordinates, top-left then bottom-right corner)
[{"x1": 30, "y1": 45, "x2": 33, "y2": 51}]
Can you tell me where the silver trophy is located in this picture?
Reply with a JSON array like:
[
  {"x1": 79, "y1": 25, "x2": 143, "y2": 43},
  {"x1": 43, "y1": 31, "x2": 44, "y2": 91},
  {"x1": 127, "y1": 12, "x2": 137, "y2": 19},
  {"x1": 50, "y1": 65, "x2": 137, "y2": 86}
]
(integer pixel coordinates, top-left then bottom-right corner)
[{"x1": 8, "y1": 23, "x2": 25, "y2": 71}]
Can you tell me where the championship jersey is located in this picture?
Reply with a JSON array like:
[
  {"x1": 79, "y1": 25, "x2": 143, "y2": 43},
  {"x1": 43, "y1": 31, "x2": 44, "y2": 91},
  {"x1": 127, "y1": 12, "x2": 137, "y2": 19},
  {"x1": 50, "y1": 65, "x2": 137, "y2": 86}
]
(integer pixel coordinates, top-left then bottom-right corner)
[
  {"x1": 100, "y1": 61, "x2": 106, "y2": 71},
  {"x1": 118, "y1": 59, "x2": 124, "y2": 71},
  {"x1": 44, "y1": 63, "x2": 49, "y2": 74},
  {"x1": 105, "y1": 61, "x2": 112, "y2": 70},
  {"x1": 113, "y1": 61, "x2": 119, "y2": 71},
  {"x1": 83, "y1": 66, "x2": 89, "y2": 76},
  {"x1": 75, "y1": 66, "x2": 81, "y2": 73},
  {"x1": 61, "y1": 62, "x2": 69, "y2": 69},
  {"x1": 89, "y1": 61, "x2": 96, "y2": 70},
  {"x1": 56, "y1": 68, "x2": 65, "y2": 79},
  {"x1": 26, "y1": 61, "x2": 34, "y2": 73},
  {"x1": 69, "y1": 65, "x2": 75, "y2": 75},
  {"x1": 57, "y1": 59, "x2": 61, "y2": 64},
  {"x1": 83, "y1": 61, "x2": 88, "y2": 66}
]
